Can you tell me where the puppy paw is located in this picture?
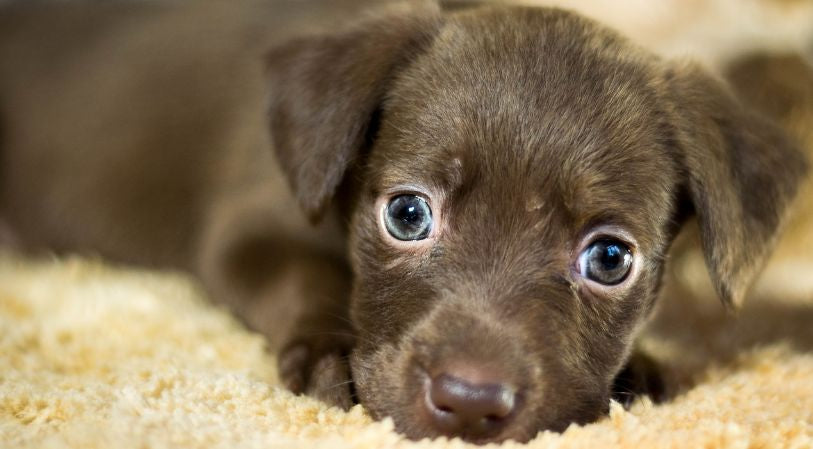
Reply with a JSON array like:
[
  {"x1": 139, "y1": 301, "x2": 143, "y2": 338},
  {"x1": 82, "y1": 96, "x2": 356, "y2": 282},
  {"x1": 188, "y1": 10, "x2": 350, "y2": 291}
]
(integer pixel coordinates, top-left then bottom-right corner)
[
  {"x1": 611, "y1": 351, "x2": 666, "y2": 408},
  {"x1": 278, "y1": 336, "x2": 355, "y2": 409}
]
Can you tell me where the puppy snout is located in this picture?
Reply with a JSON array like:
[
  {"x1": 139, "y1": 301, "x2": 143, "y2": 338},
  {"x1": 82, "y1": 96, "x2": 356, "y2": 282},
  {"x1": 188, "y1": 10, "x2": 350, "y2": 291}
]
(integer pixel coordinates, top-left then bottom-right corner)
[{"x1": 424, "y1": 368, "x2": 518, "y2": 439}]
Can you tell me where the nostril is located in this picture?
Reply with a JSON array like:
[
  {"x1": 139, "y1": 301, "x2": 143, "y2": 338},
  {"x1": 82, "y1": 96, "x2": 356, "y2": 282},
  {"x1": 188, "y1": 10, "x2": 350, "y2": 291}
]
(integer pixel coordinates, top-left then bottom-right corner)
[
  {"x1": 424, "y1": 372, "x2": 518, "y2": 438},
  {"x1": 436, "y1": 405, "x2": 453, "y2": 413}
]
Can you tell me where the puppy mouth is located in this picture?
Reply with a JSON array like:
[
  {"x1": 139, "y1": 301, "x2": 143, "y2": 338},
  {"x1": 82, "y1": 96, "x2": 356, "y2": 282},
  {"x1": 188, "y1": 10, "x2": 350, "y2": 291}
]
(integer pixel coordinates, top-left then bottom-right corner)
[
  {"x1": 420, "y1": 371, "x2": 525, "y2": 442},
  {"x1": 353, "y1": 339, "x2": 616, "y2": 445},
  {"x1": 381, "y1": 358, "x2": 532, "y2": 444},
  {"x1": 350, "y1": 306, "x2": 617, "y2": 443}
]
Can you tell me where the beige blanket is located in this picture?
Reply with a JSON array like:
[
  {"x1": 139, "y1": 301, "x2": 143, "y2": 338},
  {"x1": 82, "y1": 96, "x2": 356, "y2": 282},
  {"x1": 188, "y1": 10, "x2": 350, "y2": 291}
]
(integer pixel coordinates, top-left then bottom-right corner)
[{"x1": 1, "y1": 245, "x2": 811, "y2": 448}]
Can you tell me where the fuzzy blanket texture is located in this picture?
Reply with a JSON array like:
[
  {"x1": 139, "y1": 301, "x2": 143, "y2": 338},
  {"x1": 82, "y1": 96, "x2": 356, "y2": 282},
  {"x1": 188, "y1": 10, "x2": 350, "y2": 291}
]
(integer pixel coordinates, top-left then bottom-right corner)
[{"x1": 1, "y1": 241, "x2": 812, "y2": 449}]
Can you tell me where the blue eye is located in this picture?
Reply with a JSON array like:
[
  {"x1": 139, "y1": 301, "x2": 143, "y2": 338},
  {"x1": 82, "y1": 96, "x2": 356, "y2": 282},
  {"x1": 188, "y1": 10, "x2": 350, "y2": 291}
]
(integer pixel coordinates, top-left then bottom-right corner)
[
  {"x1": 578, "y1": 239, "x2": 633, "y2": 285},
  {"x1": 384, "y1": 195, "x2": 433, "y2": 241}
]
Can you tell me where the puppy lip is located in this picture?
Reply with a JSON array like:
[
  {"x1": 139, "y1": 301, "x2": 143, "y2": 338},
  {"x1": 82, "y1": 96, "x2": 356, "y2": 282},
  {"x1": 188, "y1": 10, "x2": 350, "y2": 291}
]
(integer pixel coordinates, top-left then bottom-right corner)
[{"x1": 416, "y1": 367, "x2": 515, "y2": 443}]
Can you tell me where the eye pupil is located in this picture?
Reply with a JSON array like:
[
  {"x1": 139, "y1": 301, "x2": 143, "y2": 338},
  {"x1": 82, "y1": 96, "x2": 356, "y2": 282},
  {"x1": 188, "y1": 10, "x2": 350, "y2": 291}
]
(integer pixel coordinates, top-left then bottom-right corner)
[
  {"x1": 602, "y1": 245, "x2": 621, "y2": 268},
  {"x1": 579, "y1": 239, "x2": 633, "y2": 285},
  {"x1": 384, "y1": 195, "x2": 433, "y2": 241}
]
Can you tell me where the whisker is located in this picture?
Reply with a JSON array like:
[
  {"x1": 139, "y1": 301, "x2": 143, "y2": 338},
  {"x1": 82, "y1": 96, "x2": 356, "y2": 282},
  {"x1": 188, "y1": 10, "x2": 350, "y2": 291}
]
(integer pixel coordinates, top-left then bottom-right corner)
[
  {"x1": 315, "y1": 379, "x2": 355, "y2": 395},
  {"x1": 294, "y1": 330, "x2": 377, "y2": 348}
]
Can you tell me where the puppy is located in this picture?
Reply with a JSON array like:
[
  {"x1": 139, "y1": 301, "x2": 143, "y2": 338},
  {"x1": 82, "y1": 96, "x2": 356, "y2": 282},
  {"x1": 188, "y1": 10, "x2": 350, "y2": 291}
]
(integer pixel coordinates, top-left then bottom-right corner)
[{"x1": 0, "y1": 0, "x2": 808, "y2": 444}]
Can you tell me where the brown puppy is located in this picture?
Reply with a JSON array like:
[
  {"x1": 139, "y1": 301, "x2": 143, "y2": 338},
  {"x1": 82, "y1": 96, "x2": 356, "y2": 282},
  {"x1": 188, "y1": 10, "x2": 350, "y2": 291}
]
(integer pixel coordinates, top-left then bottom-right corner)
[{"x1": 0, "y1": 0, "x2": 808, "y2": 444}]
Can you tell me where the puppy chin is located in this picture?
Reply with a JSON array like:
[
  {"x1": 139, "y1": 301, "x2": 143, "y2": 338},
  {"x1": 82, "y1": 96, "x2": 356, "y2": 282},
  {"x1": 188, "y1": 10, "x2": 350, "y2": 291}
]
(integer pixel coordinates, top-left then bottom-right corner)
[
  {"x1": 352, "y1": 347, "x2": 608, "y2": 444},
  {"x1": 349, "y1": 318, "x2": 609, "y2": 444}
]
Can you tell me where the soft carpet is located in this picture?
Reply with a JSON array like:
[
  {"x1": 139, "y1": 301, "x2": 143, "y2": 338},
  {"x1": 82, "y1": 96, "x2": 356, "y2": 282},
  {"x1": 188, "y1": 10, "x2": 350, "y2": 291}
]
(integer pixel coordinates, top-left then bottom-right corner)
[{"x1": 1, "y1": 243, "x2": 812, "y2": 448}]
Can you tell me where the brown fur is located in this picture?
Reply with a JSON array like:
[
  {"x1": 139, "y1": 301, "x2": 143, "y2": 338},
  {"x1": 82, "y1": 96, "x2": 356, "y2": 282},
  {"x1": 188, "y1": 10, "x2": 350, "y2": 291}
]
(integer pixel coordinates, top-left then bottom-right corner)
[{"x1": 0, "y1": 0, "x2": 807, "y2": 444}]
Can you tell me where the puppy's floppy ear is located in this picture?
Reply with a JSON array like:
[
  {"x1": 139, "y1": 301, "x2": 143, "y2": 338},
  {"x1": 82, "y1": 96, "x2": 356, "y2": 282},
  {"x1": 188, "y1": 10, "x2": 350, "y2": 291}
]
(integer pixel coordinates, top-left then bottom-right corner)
[
  {"x1": 666, "y1": 62, "x2": 809, "y2": 308},
  {"x1": 266, "y1": 4, "x2": 441, "y2": 221}
]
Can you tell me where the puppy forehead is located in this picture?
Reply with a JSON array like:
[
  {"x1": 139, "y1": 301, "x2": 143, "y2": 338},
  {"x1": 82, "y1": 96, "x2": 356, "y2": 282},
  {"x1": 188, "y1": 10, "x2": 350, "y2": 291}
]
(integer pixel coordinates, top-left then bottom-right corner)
[
  {"x1": 387, "y1": 9, "x2": 661, "y2": 131},
  {"x1": 370, "y1": 7, "x2": 675, "y2": 236}
]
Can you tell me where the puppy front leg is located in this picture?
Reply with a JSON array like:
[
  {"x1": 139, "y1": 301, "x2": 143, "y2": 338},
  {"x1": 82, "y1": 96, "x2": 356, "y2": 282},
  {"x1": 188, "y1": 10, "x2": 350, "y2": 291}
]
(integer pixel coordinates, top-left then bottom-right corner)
[
  {"x1": 611, "y1": 349, "x2": 665, "y2": 408},
  {"x1": 271, "y1": 255, "x2": 356, "y2": 409},
  {"x1": 198, "y1": 211, "x2": 356, "y2": 408}
]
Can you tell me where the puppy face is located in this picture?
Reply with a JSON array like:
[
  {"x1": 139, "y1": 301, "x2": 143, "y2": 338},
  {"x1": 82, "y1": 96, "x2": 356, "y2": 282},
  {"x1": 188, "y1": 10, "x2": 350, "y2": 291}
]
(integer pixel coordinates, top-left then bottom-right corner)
[
  {"x1": 268, "y1": 4, "x2": 807, "y2": 444},
  {"x1": 348, "y1": 11, "x2": 677, "y2": 440}
]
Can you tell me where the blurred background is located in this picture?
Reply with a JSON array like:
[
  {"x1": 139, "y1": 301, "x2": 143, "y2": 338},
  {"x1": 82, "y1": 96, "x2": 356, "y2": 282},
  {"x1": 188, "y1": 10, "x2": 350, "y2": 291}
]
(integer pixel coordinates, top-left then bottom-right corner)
[
  {"x1": 1, "y1": 0, "x2": 811, "y2": 296},
  {"x1": 1, "y1": 0, "x2": 811, "y2": 307}
]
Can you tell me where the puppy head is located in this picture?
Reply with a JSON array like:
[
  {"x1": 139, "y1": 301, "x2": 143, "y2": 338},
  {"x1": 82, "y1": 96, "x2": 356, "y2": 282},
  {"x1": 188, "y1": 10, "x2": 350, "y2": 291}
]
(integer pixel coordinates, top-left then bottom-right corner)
[{"x1": 267, "y1": 4, "x2": 808, "y2": 443}]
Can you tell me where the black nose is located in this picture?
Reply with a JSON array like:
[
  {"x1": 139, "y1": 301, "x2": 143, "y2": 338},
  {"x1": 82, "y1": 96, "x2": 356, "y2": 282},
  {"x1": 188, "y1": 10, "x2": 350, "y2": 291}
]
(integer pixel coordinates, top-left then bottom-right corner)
[{"x1": 425, "y1": 373, "x2": 518, "y2": 439}]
